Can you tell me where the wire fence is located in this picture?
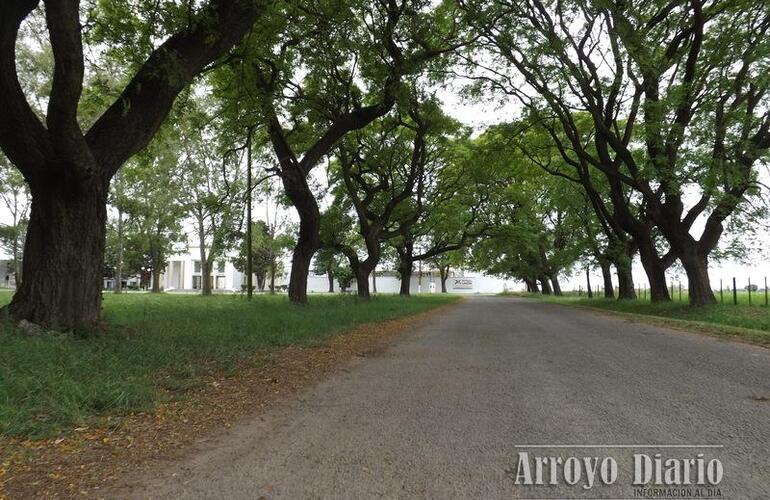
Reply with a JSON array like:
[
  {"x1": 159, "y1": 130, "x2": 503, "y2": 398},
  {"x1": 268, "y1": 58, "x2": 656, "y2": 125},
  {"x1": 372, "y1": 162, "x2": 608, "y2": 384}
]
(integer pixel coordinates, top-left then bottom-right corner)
[{"x1": 575, "y1": 276, "x2": 770, "y2": 306}]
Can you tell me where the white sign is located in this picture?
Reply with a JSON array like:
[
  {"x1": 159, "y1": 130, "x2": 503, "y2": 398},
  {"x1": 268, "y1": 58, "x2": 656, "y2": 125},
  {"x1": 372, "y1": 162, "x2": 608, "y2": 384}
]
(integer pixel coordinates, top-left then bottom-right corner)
[{"x1": 452, "y1": 278, "x2": 474, "y2": 290}]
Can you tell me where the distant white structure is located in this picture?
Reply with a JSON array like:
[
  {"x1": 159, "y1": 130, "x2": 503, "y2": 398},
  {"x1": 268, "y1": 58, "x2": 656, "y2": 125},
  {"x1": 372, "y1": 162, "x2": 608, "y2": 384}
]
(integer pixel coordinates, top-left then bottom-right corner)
[
  {"x1": 104, "y1": 242, "x2": 512, "y2": 294},
  {"x1": 0, "y1": 260, "x2": 18, "y2": 288},
  {"x1": 163, "y1": 246, "x2": 247, "y2": 292}
]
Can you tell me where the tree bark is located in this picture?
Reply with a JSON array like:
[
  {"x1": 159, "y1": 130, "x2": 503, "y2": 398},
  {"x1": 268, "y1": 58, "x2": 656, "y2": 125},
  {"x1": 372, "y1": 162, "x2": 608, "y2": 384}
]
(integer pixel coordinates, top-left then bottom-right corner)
[
  {"x1": 372, "y1": 270, "x2": 377, "y2": 293},
  {"x1": 637, "y1": 240, "x2": 671, "y2": 302},
  {"x1": 615, "y1": 259, "x2": 637, "y2": 300},
  {"x1": 679, "y1": 250, "x2": 717, "y2": 306},
  {"x1": 354, "y1": 265, "x2": 371, "y2": 299},
  {"x1": 550, "y1": 275, "x2": 562, "y2": 296},
  {"x1": 283, "y1": 167, "x2": 320, "y2": 304},
  {"x1": 439, "y1": 266, "x2": 449, "y2": 293},
  {"x1": 269, "y1": 259, "x2": 276, "y2": 294},
  {"x1": 151, "y1": 266, "x2": 161, "y2": 293},
  {"x1": 8, "y1": 179, "x2": 107, "y2": 329},
  {"x1": 327, "y1": 268, "x2": 334, "y2": 293},
  {"x1": 198, "y1": 215, "x2": 212, "y2": 296},
  {"x1": 398, "y1": 258, "x2": 413, "y2": 296},
  {"x1": 539, "y1": 275, "x2": 552, "y2": 295},
  {"x1": 600, "y1": 261, "x2": 615, "y2": 298},
  {"x1": 525, "y1": 277, "x2": 540, "y2": 293}
]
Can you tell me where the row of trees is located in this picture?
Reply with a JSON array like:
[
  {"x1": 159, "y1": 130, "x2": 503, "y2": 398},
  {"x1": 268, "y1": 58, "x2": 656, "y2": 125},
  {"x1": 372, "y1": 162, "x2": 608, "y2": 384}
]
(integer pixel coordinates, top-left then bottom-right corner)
[{"x1": 0, "y1": 0, "x2": 767, "y2": 328}]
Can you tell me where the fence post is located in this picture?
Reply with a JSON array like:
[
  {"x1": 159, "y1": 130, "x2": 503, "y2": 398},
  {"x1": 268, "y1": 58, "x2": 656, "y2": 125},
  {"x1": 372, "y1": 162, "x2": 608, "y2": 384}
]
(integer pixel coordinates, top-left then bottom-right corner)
[
  {"x1": 733, "y1": 277, "x2": 738, "y2": 305},
  {"x1": 748, "y1": 277, "x2": 752, "y2": 306}
]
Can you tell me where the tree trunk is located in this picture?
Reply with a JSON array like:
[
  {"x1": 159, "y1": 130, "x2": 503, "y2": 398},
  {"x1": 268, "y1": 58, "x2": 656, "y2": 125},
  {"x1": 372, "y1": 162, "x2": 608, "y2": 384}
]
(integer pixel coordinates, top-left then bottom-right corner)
[
  {"x1": 638, "y1": 241, "x2": 671, "y2": 302},
  {"x1": 586, "y1": 267, "x2": 593, "y2": 298},
  {"x1": 372, "y1": 270, "x2": 377, "y2": 293},
  {"x1": 525, "y1": 277, "x2": 540, "y2": 293},
  {"x1": 615, "y1": 260, "x2": 637, "y2": 300},
  {"x1": 199, "y1": 231, "x2": 212, "y2": 297},
  {"x1": 550, "y1": 275, "x2": 562, "y2": 296},
  {"x1": 440, "y1": 267, "x2": 449, "y2": 293},
  {"x1": 256, "y1": 271, "x2": 265, "y2": 292},
  {"x1": 600, "y1": 261, "x2": 615, "y2": 298},
  {"x1": 283, "y1": 168, "x2": 320, "y2": 304},
  {"x1": 114, "y1": 208, "x2": 123, "y2": 294},
  {"x1": 398, "y1": 258, "x2": 413, "y2": 296},
  {"x1": 327, "y1": 268, "x2": 334, "y2": 293},
  {"x1": 7, "y1": 180, "x2": 107, "y2": 329},
  {"x1": 539, "y1": 275, "x2": 552, "y2": 295},
  {"x1": 151, "y1": 266, "x2": 161, "y2": 293},
  {"x1": 269, "y1": 259, "x2": 276, "y2": 293},
  {"x1": 680, "y1": 250, "x2": 717, "y2": 306},
  {"x1": 355, "y1": 266, "x2": 370, "y2": 299}
]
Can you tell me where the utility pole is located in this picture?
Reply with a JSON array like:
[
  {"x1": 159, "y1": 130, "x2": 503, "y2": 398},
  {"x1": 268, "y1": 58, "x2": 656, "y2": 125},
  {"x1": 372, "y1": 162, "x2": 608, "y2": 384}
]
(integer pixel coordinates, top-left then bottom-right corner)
[{"x1": 246, "y1": 127, "x2": 253, "y2": 301}]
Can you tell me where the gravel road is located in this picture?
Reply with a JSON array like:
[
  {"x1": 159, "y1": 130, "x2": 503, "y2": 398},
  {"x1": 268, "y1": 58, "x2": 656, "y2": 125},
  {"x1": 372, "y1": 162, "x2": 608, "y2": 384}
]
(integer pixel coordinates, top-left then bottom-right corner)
[{"x1": 129, "y1": 296, "x2": 770, "y2": 499}]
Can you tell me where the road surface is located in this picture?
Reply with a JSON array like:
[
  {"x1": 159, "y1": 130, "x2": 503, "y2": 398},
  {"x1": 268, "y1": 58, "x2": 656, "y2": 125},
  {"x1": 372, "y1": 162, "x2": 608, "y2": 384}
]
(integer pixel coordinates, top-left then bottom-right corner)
[{"x1": 130, "y1": 296, "x2": 770, "y2": 499}]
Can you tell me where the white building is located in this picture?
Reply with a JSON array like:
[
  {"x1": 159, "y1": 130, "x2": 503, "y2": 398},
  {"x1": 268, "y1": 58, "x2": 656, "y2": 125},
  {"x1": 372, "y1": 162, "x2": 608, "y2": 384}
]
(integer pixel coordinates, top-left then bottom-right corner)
[
  {"x1": 145, "y1": 244, "x2": 513, "y2": 294},
  {"x1": 164, "y1": 246, "x2": 248, "y2": 292}
]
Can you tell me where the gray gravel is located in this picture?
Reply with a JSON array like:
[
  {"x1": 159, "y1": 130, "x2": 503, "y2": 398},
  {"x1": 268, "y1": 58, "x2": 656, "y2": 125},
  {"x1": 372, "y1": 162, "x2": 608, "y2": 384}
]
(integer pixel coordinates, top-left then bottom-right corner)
[{"x1": 128, "y1": 296, "x2": 770, "y2": 499}]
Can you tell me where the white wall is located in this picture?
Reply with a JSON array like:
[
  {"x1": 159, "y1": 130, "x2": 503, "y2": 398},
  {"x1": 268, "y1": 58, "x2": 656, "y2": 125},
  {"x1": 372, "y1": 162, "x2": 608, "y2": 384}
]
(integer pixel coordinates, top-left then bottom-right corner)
[{"x1": 306, "y1": 272, "x2": 512, "y2": 295}]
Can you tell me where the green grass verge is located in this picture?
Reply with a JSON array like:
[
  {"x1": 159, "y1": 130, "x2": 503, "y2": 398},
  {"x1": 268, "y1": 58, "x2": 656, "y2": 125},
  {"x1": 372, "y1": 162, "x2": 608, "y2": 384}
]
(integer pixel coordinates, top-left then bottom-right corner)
[
  {"x1": 0, "y1": 291, "x2": 457, "y2": 438},
  {"x1": 509, "y1": 292, "x2": 770, "y2": 345}
]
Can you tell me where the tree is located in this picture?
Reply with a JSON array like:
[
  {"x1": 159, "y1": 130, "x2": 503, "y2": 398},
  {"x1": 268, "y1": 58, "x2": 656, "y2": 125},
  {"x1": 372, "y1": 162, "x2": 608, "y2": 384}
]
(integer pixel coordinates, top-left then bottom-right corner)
[
  {"x1": 0, "y1": 0, "x2": 267, "y2": 328},
  {"x1": 461, "y1": 0, "x2": 770, "y2": 305},
  {"x1": 233, "y1": 220, "x2": 294, "y2": 293},
  {"x1": 334, "y1": 262, "x2": 355, "y2": 293},
  {"x1": 221, "y1": 0, "x2": 469, "y2": 304},
  {"x1": 118, "y1": 140, "x2": 187, "y2": 293},
  {"x1": 328, "y1": 98, "x2": 443, "y2": 299},
  {"x1": 175, "y1": 94, "x2": 243, "y2": 296}
]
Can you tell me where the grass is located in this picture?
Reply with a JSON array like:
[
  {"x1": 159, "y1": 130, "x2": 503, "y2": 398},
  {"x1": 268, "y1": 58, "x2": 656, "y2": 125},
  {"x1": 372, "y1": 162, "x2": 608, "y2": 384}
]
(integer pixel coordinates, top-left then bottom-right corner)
[
  {"x1": 510, "y1": 291, "x2": 770, "y2": 344},
  {"x1": 0, "y1": 291, "x2": 457, "y2": 438}
]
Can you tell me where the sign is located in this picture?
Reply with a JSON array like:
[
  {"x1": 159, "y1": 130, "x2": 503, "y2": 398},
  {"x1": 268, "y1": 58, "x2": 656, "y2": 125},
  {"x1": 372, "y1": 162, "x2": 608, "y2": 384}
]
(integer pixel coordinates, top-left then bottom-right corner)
[{"x1": 452, "y1": 278, "x2": 473, "y2": 290}]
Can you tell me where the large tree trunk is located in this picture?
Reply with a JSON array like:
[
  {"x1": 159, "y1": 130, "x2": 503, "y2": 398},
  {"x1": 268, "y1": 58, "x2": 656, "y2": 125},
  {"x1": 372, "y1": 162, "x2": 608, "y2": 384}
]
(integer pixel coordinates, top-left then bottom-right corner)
[
  {"x1": 525, "y1": 277, "x2": 540, "y2": 293},
  {"x1": 8, "y1": 180, "x2": 107, "y2": 329},
  {"x1": 539, "y1": 275, "x2": 552, "y2": 295},
  {"x1": 680, "y1": 250, "x2": 717, "y2": 306},
  {"x1": 327, "y1": 268, "x2": 334, "y2": 293},
  {"x1": 151, "y1": 266, "x2": 162, "y2": 293},
  {"x1": 283, "y1": 168, "x2": 320, "y2": 304},
  {"x1": 398, "y1": 258, "x2": 413, "y2": 296},
  {"x1": 550, "y1": 275, "x2": 562, "y2": 296},
  {"x1": 638, "y1": 240, "x2": 671, "y2": 302},
  {"x1": 600, "y1": 261, "x2": 615, "y2": 298},
  {"x1": 350, "y1": 254, "x2": 377, "y2": 300},
  {"x1": 615, "y1": 259, "x2": 637, "y2": 300},
  {"x1": 354, "y1": 266, "x2": 371, "y2": 299}
]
